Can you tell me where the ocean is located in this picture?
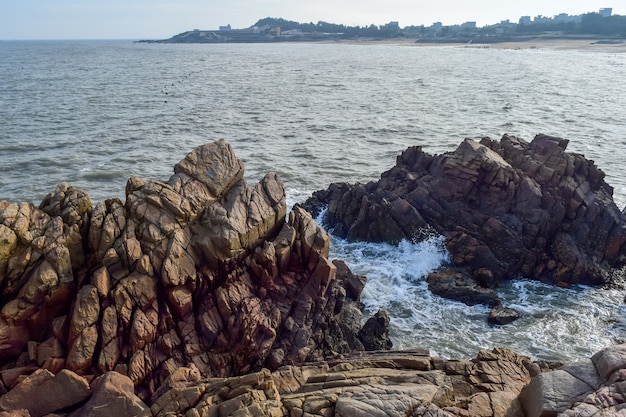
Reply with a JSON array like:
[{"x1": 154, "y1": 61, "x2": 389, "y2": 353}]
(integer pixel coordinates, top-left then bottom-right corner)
[{"x1": 1, "y1": 39, "x2": 626, "y2": 361}]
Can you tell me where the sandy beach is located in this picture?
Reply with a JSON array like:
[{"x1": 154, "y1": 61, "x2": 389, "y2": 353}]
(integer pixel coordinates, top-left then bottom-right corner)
[
  {"x1": 334, "y1": 37, "x2": 626, "y2": 52},
  {"x1": 464, "y1": 38, "x2": 626, "y2": 52}
]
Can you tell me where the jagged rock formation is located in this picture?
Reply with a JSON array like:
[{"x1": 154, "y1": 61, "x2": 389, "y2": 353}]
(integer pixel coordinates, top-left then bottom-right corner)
[
  {"x1": 303, "y1": 134, "x2": 626, "y2": 300},
  {"x1": 4, "y1": 138, "x2": 626, "y2": 416},
  {"x1": 0, "y1": 140, "x2": 375, "y2": 403}
]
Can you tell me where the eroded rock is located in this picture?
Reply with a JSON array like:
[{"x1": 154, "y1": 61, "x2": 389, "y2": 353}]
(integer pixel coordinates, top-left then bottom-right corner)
[
  {"x1": 0, "y1": 140, "x2": 374, "y2": 404},
  {"x1": 304, "y1": 134, "x2": 626, "y2": 301},
  {"x1": 148, "y1": 348, "x2": 533, "y2": 417}
]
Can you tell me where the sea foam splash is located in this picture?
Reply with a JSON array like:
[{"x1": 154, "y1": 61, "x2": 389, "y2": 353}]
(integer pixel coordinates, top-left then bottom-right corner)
[{"x1": 324, "y1": 217, "x2": 626, "y2": 362}]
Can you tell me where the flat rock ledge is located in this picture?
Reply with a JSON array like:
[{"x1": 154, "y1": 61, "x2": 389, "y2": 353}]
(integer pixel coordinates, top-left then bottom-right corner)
[{"x1": 2, "y1": 345, "x2": 626, "y2": 416}]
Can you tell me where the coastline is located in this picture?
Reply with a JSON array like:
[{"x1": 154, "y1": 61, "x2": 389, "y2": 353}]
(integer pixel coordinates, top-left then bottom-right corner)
[
  {"x1": 2, "y1": 139, "x2": 626, "y2": 416},
  {"x1": 325, "y1": 37, "x2": 626, "y2": 52}
]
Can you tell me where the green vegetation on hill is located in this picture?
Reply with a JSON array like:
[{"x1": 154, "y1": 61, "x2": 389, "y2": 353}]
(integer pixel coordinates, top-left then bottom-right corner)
[
  {"x1": 252, "y1": 17, "x2": 401, "y2": 38},
  {"x1": 253, "y1": 13, "x2": 626, "y2": 38},
  {"x1": 143, "y1": 12, "x2": 625, "y2": 44}
]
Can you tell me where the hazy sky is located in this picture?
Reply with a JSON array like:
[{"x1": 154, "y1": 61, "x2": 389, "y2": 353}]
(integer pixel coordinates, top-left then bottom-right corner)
[{"x1": 0, "y1": 0, "x2": 622, "y2": 40}]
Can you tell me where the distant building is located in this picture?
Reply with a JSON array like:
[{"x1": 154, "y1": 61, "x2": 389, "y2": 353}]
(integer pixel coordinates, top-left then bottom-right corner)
[
  {"x1": 282, "y1": 29, "x2": 303, "y2": 36},
  {"x1": 219, "y1": 24, "x2": 231, "y2": 31},
  {"x1": 269, "y1": 26, "x2": 281, "y2": 36},
  {"x1": 553, "y1": 13, "x2": 580, "y2": 23},
  {"x1": 497, "y1": 19, "x2": 516, "y2": 30},
  {"x1": 461, "y1": 21, "x2": 477, "y2": 29},
  {"x1": 519, "y1": 16, "x2": 531, "y2": 25},
  {"x1": 599, "y1": 8, "x2": 612, "y2": 17}
]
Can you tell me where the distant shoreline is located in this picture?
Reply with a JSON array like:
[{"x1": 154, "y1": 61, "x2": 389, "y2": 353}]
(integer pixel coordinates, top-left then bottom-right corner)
[
  {"x1": 140, "y1": 34, "x2": 626, "y2": 53},
  {"x1": 318, "y1": 37, "x2": 626, "y2": 52}
]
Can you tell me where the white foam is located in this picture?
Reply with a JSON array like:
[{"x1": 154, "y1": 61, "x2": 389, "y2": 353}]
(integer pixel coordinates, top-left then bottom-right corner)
[{"x1": 328, "y1": 230, "x2": 626, "y2": 361}]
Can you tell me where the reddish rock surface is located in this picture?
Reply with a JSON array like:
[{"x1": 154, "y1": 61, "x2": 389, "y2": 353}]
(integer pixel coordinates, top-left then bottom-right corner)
[{"x1": 0, "y1": 140, "x2": 372, "y2": 405}]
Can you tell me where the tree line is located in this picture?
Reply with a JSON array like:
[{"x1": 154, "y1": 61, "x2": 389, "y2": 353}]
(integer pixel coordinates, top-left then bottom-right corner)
[{"x1": 253, "y1": 13, "x2": 626, "y2": 38}]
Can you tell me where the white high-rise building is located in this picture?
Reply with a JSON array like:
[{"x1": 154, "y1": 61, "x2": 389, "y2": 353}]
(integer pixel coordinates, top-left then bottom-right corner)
[{"x1": 599, "y1": 8, "x2": 612, "y2": 17}]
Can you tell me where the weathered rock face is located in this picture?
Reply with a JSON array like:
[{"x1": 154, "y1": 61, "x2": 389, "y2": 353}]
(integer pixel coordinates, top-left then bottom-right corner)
[
  {"x1": 144, "y1": 347, "x2": 538, "y2": 417},
  {"x1": 304, "y1": 134, "x2": 626, "y2": 290},
  {"x1": 0, "y1": 345, "x2": 545, "y2": 417},
  {"x1": 520, "y1": 344, "x2": 626, "y2": 416},
  {"x1": 0, "y1": 140, "x2": 374, "y2": 403}
]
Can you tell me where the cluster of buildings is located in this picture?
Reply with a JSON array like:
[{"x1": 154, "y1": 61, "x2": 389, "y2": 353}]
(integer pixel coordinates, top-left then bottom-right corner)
[
  {"x1": 518, "y1": 7, "x2": 612, "y2": 25},
  {"x1": 215, "y1": 8, "x2": 615, "y2": 35},
  {"x1": 405, "y1": 7, "x2": 616, "y2": 39}
]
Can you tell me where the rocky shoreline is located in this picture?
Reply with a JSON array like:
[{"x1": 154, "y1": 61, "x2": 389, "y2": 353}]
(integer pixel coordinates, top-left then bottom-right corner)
[
  {"x1": 303, "y1": 134, "x2": 626, "y2": 306},
  {"x1": 1, "y1": 138, "x2": 626, "y2": 416}
]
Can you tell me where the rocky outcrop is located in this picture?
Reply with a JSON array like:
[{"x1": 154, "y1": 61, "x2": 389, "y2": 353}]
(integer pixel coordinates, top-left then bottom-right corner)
[
  {"x1": 4, "y1": 138, "x2": 626, "y2": 416},
  {"x1": 0, "y1": 140, "x2": 376, "y2": 404},
  {"x1": 303, "y1": 134, "x2": 626, "y2": 297}
]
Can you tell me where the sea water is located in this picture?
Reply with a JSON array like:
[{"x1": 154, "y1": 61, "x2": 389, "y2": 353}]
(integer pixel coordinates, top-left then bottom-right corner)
[{"x1": 1, "y1": 40, "x2": 626, "y2": 361}]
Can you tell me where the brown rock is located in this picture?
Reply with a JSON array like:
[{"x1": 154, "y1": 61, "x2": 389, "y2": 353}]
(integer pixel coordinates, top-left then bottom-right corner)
[
  {"x1": 358, "y1": 309, "x2": 392, "y2": 351},
  {"x1": 36, "y1": 337, "x2": 64, "y2": 366},
  {"x1": 97, "y1": 306, "x2": 120, "y2": 373},
  {"x1": 66, "y1": 285, "x2": 100, "y2": 373},
  {"x1": 0, "y1": 410, "x2": 30, "y2": 417},
  {"x1": 0, "y1": 369, "x2": 54, "y2": 413},
  {"x1": 173, "y1": 139, "x2": 245, "y2": 198},
  {"x1": 519, "y1": 369, "x2": 594, "y2": 417},
  {"x1": 0, "y1": 140, "x2": 376, "y2": 401},
  {"x1": 69, "y1": 372, "x2": 148, "y2": 417},
  {"x1": 0, "y1": 320, "x2": 30, "y2": 359},
  {"x1": 26, "y1": 369, "x2": 90, "y2": 417}
]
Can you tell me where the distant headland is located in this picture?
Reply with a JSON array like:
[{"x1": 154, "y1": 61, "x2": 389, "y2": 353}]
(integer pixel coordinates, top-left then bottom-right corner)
[{"x1": 139, "y1": 11, "x2": 626, "y2": 44}]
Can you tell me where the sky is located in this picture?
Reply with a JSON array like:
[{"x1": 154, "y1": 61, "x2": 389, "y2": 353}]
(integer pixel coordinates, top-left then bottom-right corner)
[{"x1": 0, "y1": 0, "x2": 622, "y2": 40}]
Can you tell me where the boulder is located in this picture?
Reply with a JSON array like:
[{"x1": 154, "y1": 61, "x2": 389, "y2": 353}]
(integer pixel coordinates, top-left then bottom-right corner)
[
  {"x1": 0, "y1": 369, "x2": 90, "y2": 417},
  {"x1": 69, "y1": 371, "x2": 148, "y2": 417},
  {"x1": 518, "y1": 344, "x2": 626, "y2": 416},
  {"x1": 488, "y1": 306, "x2": 522, "y2": 325},
  {"x1": 358, "y1": 309, "x2": 393, "y2": 351},
  {"x1": 427, "y1": 268, "x2": 500, "y2": 307}
]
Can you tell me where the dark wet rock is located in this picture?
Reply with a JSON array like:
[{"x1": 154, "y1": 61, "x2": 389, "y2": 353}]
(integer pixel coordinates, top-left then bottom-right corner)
[
  {"x1": 427, "y1": 268, "x2": 500, "y2": 307},
  {"x1": 303, "y1": 134, "x2": 626, "y2": 292},
  {"x1": 358, "y1": 309, "x2": 393, "y2": 351},
  {"x1": 488, "y1": 306, "x2": 522, "y2": 325}
]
